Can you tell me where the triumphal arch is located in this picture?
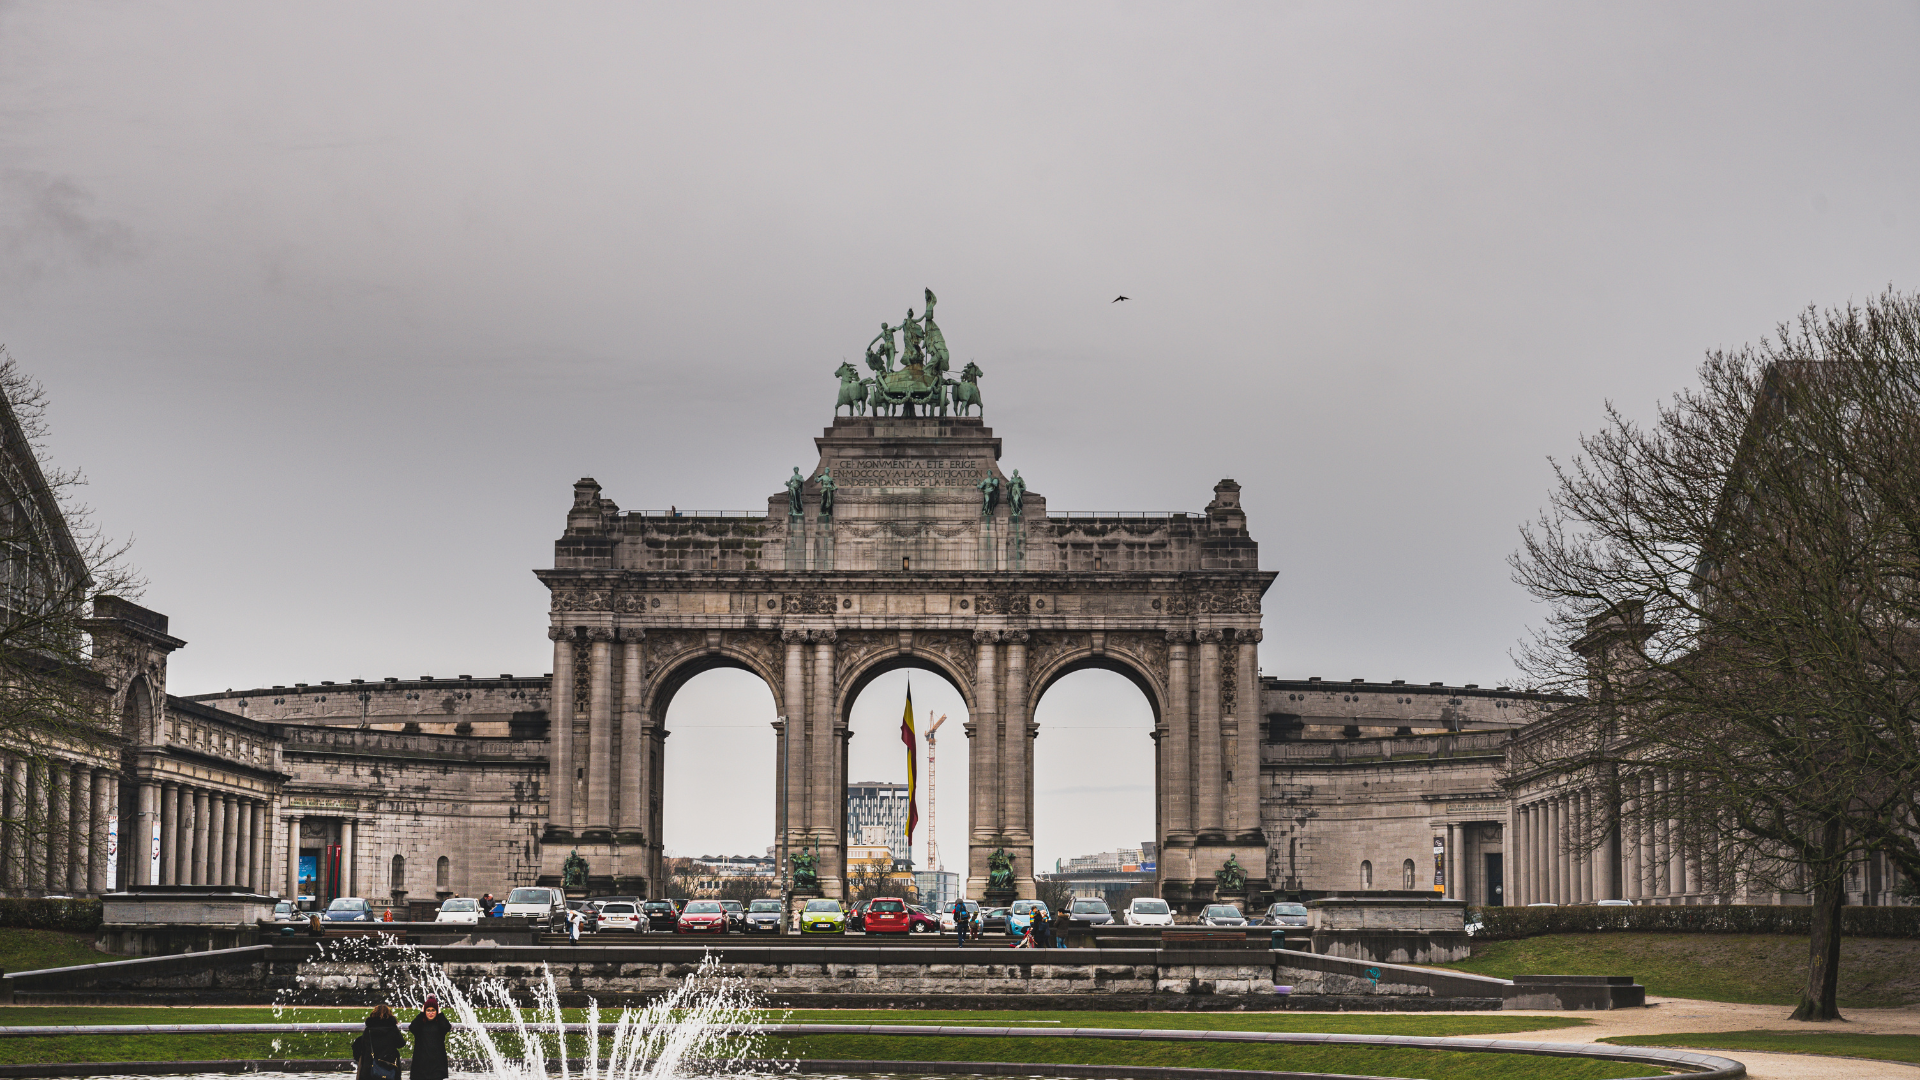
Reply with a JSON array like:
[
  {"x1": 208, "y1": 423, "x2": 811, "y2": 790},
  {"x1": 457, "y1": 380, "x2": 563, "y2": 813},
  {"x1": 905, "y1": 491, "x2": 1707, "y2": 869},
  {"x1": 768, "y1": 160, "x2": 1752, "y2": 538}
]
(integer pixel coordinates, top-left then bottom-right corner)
[{"x1": 536, "y1": 290, "x2": 1275, "y2": 905}]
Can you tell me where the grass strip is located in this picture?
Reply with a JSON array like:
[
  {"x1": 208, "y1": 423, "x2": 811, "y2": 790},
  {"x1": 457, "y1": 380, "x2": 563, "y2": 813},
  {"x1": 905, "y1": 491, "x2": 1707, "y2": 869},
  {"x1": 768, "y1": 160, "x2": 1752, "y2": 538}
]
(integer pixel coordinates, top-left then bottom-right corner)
[
  {"x1": 1440, "y1": 932, "x2": 1920, "y2": 1008},
  {"x1": 0, "y1": 931, "x2": 122, "y2": 974},
  {"x1": 769, "y1": 1034, "x2": 1646, "y2": 1080},
  {"x1": 1602, "y1": 1029, "x2": 1920, "y2": 1065}
]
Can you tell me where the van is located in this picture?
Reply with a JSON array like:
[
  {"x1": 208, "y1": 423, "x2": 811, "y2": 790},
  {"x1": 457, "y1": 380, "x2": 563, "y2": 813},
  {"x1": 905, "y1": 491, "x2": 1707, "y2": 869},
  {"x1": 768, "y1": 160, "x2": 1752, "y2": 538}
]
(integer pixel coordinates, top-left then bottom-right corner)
[{"x1": 503, "y1": 886, "x2": 566, "y2": 928}]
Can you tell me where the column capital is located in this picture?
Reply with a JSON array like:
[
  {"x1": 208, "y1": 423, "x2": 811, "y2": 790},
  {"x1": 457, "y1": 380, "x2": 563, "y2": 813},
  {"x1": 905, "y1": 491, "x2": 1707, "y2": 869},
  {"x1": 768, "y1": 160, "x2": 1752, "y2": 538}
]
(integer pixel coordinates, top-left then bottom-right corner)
[
  {"x1": 616, "y1": 627, "x2": 646, "y2": 643},
  {"x1": 548, "y1": 626, "x2": 575, "y2": 641},
  {"x1": 810, "y1": 629, "x2": 837, "y2": 644},
  {"x1": 585, "y1": 626, "x2": 616, "y2": 642},
  {"x1": 1164, "y1": 629, "x2": 1195, "y2": 643},
  {"x1": 781, "y1": 629, "x2": 809, "y2": 643},
  {"x1": 1003, "y1": 630, "x2": 1029, "y2": 645},
  {"x1": 973, "y1": 629, "x2": 997, "y2": 644},
  {"x1": 1239, "y1": 628, "x2": 1264, "y2": 643},
  {"x1": 1196, "y1": 628, "x2": 1225, "y2": 643}
]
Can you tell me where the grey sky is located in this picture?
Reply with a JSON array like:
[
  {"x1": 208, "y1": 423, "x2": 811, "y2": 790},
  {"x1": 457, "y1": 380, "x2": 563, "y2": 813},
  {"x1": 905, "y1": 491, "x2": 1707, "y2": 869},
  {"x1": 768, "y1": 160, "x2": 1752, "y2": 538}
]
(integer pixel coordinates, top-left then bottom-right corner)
[{"x1": 5, "y1": 3, "x2": 1917, "y2": 869}]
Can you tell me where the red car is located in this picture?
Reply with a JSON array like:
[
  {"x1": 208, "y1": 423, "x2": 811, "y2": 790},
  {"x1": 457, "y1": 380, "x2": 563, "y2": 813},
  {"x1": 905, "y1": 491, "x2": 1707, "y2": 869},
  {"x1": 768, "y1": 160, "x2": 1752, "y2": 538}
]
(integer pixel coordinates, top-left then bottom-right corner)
[
  {"x1": 675, "y1": 900, "x2": 729, "y2": 934},
  {"x1": 905, "y1": 906, "x2": 941, "y2": 935},
  {"x1": 862, "y1": 896, "x2": 911, "y2": 934}
]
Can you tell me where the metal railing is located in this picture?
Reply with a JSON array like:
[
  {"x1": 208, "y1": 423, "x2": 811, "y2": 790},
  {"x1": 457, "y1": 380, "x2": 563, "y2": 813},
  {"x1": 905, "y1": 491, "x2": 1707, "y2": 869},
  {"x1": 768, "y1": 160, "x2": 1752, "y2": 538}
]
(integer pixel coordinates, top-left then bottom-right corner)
[{"x1": 618, "y1": 510, "x2": 766, "y2": 519}]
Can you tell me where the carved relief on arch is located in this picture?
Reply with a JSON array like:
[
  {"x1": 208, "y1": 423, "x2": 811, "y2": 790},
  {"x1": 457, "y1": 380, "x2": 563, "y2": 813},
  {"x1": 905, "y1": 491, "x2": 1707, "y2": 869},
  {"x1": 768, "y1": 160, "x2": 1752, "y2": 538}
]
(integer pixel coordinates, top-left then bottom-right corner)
[
  {"x1": 911, "y1": 631, "x2": 977, "y2": 685},
  {"x1": 834, "y1": 630, "x2": 894, "y2": 685},
  {"x1": 1104, "y1": 631, "x2": 1170, "y2": 691},
  {"x1": 643, "y1": 630, "x2": 705, "y2": 677},
  {"x1": 722, "y1": 630, "x2": 781, "y2": 684}
]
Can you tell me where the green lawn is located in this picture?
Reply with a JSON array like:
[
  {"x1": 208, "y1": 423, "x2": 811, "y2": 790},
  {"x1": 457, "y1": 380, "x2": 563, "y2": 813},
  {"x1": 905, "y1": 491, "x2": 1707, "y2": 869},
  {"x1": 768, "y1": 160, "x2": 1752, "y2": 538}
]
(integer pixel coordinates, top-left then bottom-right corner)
[
  {"x1": 777, "y1": 1008, "x2": 1588, "y2": 1036},
  {"x1": 0, "y1": 929, "x2": 120, "y2": 975},
  {"x1": 1440, "y1": 933, "x2": 1920, "y2": 1008},
  {"x1": 1603, "y1": 1030, "x2": 1920, "y2": 1065},
  {"x1": 768, "y1": 1034, "x2": 1644, "y2": 1080}
]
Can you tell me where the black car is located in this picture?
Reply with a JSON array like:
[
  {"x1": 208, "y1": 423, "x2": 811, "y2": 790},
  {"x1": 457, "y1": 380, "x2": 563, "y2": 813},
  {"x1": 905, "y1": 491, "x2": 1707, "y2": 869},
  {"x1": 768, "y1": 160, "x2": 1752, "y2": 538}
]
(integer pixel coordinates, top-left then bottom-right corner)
[
  {"x1": 978, "y1": 906, "x2": 1010, "y2": 934},
  {"x1": 719, "y1": 900, "x2": 747, "y2": 932},
  {"x1": 566, "y1": 901, "x2": 601, "y2": 933},
  {"x1": 643, "y1": 899, "x2": 680, "y2": 931}
]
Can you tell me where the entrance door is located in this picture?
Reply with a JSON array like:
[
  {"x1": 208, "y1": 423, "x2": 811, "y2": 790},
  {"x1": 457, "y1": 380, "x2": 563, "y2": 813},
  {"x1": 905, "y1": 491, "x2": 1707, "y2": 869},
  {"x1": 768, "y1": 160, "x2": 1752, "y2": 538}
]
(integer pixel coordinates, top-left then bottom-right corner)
[{"x1": 1485, "y1": 853, "x2": 1505, "y2": 905}]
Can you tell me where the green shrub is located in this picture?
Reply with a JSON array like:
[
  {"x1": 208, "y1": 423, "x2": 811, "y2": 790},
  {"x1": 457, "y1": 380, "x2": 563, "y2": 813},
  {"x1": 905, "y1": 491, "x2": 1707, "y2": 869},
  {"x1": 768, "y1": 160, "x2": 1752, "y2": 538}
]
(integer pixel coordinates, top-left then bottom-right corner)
[
  {"x1": 1466, "y1": 903, "x2": 1920, "y2": 941},
  {"x1": 0, "y1": 898, "x2": 103, "y2": 932}
]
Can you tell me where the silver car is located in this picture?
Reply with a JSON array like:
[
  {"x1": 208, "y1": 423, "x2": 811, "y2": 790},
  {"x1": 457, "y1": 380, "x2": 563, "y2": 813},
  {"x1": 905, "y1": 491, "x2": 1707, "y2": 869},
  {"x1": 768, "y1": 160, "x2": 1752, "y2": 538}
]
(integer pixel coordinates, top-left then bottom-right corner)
[
  {"x1": 1262, "y1": 902, "x2": 1309, "y2": 927},
  {"x1": 1198, "y1": 904, "x2": 1247, "y2": 927},
  {"x1": 745, "y1": 898, "x2": 783, "y2": 933}
]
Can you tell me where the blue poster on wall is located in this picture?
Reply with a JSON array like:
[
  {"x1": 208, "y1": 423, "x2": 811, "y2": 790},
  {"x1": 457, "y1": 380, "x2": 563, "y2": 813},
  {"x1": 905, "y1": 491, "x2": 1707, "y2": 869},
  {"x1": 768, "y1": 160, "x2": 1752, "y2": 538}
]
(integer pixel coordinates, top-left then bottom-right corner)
[{"x1": 299, "y1": 855, "x2": 318, "y2": 885}]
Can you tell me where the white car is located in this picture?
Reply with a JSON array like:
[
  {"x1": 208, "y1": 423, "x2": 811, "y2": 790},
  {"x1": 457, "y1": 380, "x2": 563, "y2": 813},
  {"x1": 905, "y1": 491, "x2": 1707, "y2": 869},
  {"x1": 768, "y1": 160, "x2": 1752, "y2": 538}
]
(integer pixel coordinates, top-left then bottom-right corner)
[
  {"x1": 1123, "y1": 897, "x2": 1175, "y2": 926},
  {"x1": 435, "y1": 897, "x2": 482, "y2": 924},
  {"x1": 504, "y1": 886, "x2": 567, "y2": 927},
  {"x1": 939, "y1": 900, "x2": 981, "y2": 933},
  {"x1": 598, "y1": 901, "x2": 641, "y2": 931}
]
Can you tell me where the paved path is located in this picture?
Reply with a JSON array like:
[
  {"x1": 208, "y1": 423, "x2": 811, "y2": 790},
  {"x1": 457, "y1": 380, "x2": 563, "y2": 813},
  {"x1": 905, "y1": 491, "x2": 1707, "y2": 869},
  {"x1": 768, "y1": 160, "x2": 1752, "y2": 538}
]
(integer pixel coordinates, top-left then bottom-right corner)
[{"x1": 1444, "y1": 998, "x2": 1920, "y2": 1079}]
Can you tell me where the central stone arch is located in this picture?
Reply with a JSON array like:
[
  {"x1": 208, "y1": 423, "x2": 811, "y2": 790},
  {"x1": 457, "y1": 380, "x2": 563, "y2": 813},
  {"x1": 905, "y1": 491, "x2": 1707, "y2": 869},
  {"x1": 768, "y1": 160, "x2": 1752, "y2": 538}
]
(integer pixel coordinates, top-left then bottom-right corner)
[{"x1": 536, "y1": 413, "x2": 1274, "y2": 910}]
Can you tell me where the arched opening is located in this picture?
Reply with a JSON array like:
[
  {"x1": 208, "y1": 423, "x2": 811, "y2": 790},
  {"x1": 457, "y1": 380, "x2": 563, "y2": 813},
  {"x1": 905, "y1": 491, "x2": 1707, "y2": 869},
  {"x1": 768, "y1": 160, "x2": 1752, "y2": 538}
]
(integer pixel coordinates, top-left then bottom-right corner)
[
  {"x1": 658, "y1": 666, "x2": 779, "y2": 901},
  {"x1": 836, "y1": 658, "x2": 972, "y2": 910},
  {"x1": 121, "y1": 677, "x2": 154, "y2": 743},
  {"x1": 1031, "y1": 665, "x2": 1157, "y2": 911},
  {"x1": 1402, "y1": 858, "x2": 1417, "y2": 890},
  {"x1": 435, "y1": 856, "x2": 450, "y2": 893},
  {"x1": 389, "y1": 854, "x2": 406, "y2": 895},
  {"x1": 1361, "y1": 860, "x2": 1373, "y2": 889}
]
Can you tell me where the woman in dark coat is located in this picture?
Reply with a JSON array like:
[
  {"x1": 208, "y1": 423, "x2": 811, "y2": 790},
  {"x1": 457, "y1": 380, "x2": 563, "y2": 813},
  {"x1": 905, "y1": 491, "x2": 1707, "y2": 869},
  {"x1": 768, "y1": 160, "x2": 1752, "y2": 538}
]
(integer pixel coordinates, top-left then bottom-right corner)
[
  {"x1": 360, "y1": 1005, "x2": 406, "y2": 1080},
  {"x1": 409, "y1": 995, "x2": 453, "y2": 1080}
]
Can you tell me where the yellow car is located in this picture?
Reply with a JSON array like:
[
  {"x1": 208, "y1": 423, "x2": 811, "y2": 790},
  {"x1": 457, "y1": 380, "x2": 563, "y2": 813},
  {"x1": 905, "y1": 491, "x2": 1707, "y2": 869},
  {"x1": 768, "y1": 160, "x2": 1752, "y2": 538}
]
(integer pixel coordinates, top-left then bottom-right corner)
[{"x1": 799, "y1": 898, "x2": 846, "y2": 934}]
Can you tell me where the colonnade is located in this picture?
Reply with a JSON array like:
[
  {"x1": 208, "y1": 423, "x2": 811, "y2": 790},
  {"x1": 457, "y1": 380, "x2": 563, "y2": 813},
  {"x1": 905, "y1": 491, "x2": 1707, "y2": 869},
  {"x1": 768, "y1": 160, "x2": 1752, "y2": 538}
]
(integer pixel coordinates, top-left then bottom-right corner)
[
  {"x1": 137, "y1": 780, "x2": 270, "y2": 890},
  {"x1": 1617, "y1": 769, "x2": 1705, "y2": 902},
  {"x1": 1508, "y1": 784, "x2": 1619, "y2": 905},
  {"x1": 0, "y1": 757, "x2": 118, "y2": 896}
]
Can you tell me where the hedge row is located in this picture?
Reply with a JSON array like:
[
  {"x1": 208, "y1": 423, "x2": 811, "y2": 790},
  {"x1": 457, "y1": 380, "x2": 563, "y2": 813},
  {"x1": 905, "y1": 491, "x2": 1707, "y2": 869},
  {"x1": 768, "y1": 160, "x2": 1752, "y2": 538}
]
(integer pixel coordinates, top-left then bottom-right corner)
[
  {"x1": 0, "y1": 897, "x2": 103, "y2": 932},
  {"x1": 1466, "y1": 903, "x2": 1920, "y2": 941}
]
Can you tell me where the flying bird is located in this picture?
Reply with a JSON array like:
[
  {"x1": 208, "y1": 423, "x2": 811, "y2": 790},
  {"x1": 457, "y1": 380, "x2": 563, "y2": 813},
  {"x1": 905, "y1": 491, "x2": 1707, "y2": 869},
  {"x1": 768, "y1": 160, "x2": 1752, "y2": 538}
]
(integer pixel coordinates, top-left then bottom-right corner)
[{"x1": 1112, "y1": 295, "x2": 1129, "y2": 303}]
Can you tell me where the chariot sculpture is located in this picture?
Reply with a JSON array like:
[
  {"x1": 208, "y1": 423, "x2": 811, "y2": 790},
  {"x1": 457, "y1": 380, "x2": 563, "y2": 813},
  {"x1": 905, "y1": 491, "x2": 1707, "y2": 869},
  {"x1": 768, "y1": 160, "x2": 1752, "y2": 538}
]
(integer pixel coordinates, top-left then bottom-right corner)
[{"x1": 834, "y1": 288, "x2": 983, "y2": 417}]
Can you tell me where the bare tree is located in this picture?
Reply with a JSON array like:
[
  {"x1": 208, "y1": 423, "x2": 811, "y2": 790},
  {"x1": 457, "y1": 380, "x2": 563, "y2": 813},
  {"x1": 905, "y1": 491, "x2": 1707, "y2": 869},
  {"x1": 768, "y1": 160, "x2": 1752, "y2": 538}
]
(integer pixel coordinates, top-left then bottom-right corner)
[
  {"x1": 1509, "y1": 291, "x2": 1920, "y2": 1021},
  {"x1": 0, "y1": 347, "x2": 144, "y2": 889}
]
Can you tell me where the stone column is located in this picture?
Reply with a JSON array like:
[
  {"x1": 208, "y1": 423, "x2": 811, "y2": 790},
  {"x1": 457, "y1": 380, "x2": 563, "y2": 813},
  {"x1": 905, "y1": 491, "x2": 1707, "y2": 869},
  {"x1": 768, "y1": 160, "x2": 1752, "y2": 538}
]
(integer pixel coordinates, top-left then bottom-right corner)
[
  {"x1": 65, "y1": 766, "x2": 89, "y2": 894},
  {"x1": 1163, "y1": 633, "x2": 1194, "y2": 844},
  {"x1": 159, "y1": 782, "x2": 178, "y2": 885},
  {"x1": 1002, "y1": 631, "x2": 1029, "y2": 843},
  {"x1": 45, "y1": 762, "x2": 67, "y2": 892},
  {"x1": 24, "y1": 761, "x2": 46, "y2": 891},
  {"x1": 1232, "y1": 630, "x2": 1264, "y2": 839},
  {"x1": 1666, "y1": 771, "x2": 1686, "y2": 898},
  {"x1": 1681, "y1": 775, "x2": 1700, "y2": 900},
  {"x1": 210, "y1": 794, "x2": 228, "y2": 885},
  {"x1": 1534, "y1": 802, "x2": 1549, "y2": 903},
  {"x1": 1622, "y1": 779, "x2": 1640, "y2": 900},
  {"x1": 1572, "y1": 790, "x2": 1588, "y2": 903},
  {"x1": 341, "y1": 818, "x2": 357, "y2": 897},
  {"x1": 126, "y1": 777, "x2": 153, "y2": 888},
  {"x1": 969, "y1": 629, "x2": 999, "y2": 897},
  {"x1": 1547, "y1": 796, "x2": 1563, "y2": 904},
  {"x1": 1507, "y1": 807, "x2": 1523, "y2": 905},
  {"x1": 254, "y1": 800, "x2": 270, "y2": 893},
  {"x1": 89, "y1": 769, "x2": 112, "y2": 894},
  {"x1": 781, "y1": 630, "x2": 808, "y2": 840},
  {"x1": 586, "y1": 627, "x2": 615, "y2": 835},
  {"x1": 1651, "y1": 771, "x2": 1670, "y2": 898},
  {"x1": 191, "y1": 788, "x2": 209, "y2": 885},
  {"x1": 1445, "y1": 822, "x2": 1461, "y2": 900},
  {"x1": 235, "y1": 800, "x2": 252, "y2": 890},
  {"x1": 1194, "y1": 630, "x2": 1225, "y2": 839},
  {"x1": 287, "y1": 815, "x2": 304, "y2": 900},
  {"x1": 809, "y1": 631, "x2": 838, "y2": 891},
  {"x1": 173, "y1": 785, "x2": 193, "y2": 887},
  {"x1": 1637, "y1": 774, "x2": 1656, "y2": 898},
  {"x1": 618, "y1": 629, "x2": 646, "y2": 841},
  {"x1": 548, "y1": 626, "x2": 577, "y2": 838},
  {"x1": 0, "y1": 756, "x2": 20, "y2": 891}
]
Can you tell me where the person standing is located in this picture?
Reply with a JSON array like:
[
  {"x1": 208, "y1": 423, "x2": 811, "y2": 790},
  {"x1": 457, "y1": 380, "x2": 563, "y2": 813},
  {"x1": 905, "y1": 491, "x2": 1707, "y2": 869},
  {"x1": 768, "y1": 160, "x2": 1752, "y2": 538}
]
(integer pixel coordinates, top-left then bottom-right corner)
[
  {"x1": 565, "y1": 904, "x2": 586, "y2": 945},
  {"x1": 480, "y1": 892, "x2": 494, "y2": 918},
  {"x1": 409, "y1": 995, "x2": 453, "y2": 1080},
  {"x1": 358, "y1": 1005, "x2": 405, "y2": 1080},
  {"x1": 952, "y1": 899, "x2": 970, "y2": 946}
]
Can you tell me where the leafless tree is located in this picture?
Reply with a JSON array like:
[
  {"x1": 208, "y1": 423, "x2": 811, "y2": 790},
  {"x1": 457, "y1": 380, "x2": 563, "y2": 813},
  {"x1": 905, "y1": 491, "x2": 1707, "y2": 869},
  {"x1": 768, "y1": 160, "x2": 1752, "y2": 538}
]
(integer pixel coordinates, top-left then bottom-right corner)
[
  {"x1": 0, "y1": 347, "x2": 144, "y2": 889},
  {"x1": 1509, "y1": 291, "x2": 1920, "y2": 1021}
]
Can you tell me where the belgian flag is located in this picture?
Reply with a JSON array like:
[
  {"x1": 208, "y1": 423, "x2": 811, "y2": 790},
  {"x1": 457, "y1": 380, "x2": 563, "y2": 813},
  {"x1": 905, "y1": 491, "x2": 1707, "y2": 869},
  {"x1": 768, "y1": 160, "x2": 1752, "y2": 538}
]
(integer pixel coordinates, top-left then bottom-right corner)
[{"x1": 901, "y1": 684, "x2": 919, "y2": 853}]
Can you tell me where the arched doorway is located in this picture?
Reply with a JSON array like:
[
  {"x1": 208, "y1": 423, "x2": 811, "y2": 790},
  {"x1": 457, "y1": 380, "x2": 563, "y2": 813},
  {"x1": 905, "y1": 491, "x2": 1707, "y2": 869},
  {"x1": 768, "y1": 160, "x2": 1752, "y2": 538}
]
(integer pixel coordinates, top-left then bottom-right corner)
[
  {"x1": 658, "y1": 667, "x2": 778, "y2": 897},
  {"x1": 836, "y1": 665, "x2": 971, "y2": 908},
  {"x1": 1031, "y1": 667, "x2": 1157, "y2": 908}
]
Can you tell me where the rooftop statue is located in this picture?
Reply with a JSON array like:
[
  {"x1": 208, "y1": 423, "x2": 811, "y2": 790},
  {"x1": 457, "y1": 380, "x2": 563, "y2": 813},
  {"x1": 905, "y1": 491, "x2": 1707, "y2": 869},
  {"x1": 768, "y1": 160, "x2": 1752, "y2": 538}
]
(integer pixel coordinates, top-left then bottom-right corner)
[
  {"x1": 786, "y1": 467, "x2": 805, "y2": 518},
  {"x1": 976, "y1": 472, "x2": 999, "y2": 516},
  {"x1": 562, "y1": 849, "x2": 589, "y2": 890},
  {"x1": 842, "y1": 288, "x2": 975, "y2": 417},
  {"x1": 1007, "y1": 470, "x2": 1026, "y2": 518},
  {"x1": 817, "y1": 468, "x2": 837, "y2": 519}
]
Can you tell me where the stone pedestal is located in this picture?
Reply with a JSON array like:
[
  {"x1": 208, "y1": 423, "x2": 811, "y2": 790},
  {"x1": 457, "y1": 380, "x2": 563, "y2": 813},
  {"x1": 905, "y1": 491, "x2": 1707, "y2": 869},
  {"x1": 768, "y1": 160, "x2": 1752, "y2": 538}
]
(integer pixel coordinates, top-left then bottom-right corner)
[{"x1": 1307, "y1": 895, "x2": 1471, "y2": 964}]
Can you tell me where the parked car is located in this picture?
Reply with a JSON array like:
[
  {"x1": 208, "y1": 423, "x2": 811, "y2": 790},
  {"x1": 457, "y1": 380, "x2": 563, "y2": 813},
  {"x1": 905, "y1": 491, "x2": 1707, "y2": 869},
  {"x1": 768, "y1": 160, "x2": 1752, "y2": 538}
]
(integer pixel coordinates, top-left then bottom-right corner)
[
  {"x1": 862, "y1": 896, "x2": 912, "y2": 934},
  {"x1": 905, "y1": 907, "x2": 941, "y2": 934},
  {"x1": 272, "y1": 901, "x2": 298, "y2": 922},
  {"x1": 676, "y1": 900, "x2": 729, "y2": 935},
  {"x1": 1198, "y1": 904, "x2": 1247, "y2": 927},
  {"x1": 799, "y1": 898, "x2": 847, "y2": 934},
  {"x1": 940, "y1": 900, "x2": 981, "y2": 933},
  {"x1": 847, "y1": 899, "x2": 870, "y2": 933},
  {"x1": 745, "y1": 898, "x2": 784, "y2": 933},
  {"x1": 1006, "y1": 900, "x2": 1050, "y2": 937},
  {"x1": 719, "y1": 900, "x2": 747, "y2": 932},
  {"x1": 1595, "y1": 899, "x2": 1635, "y2": 907},
  {"x1": 1261, "y1": 902, "x2": 1309, "y2": 927},
  {"x1": 435, "y1": 898, "x2": 482, "y2": 925},
  {"x1": 1066, "y1": 899, "x2": 1113, "y2": 927},
  {"x1": 567, "y1": 900, "x2": 601, "y2": 933},
  {"x1": 643, "y1": 900, "x2": 680, "y2": 931},
  {"x1": 588, "y1": 895, "x2": 639, "y2": 912},
  {"x1": 1123, "y1": 898, "x2": 1174, "y2": 926},
  {"x1": 504, "y1": 887, "x2": 567, "y2": 929},
  {"x1": 324, "y1": 897, "x2": 375, "y2": 922},
  {"x1": 979, "y1": 907, "x2": 1010, "y2": 934},
  {"x1": 1526, "y1": 902, "x2": 1558, "y2": 908},
  {"x1": 598, "y1": 901, "x2": 641, "y2": 932}
]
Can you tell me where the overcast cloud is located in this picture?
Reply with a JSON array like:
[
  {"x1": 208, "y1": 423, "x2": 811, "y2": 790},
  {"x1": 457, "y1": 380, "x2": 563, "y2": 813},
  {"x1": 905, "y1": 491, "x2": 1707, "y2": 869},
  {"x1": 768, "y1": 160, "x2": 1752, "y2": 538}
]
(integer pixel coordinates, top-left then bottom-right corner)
[{"x1": 5, "y1": 2, "x2": 1918, "y2": 869}]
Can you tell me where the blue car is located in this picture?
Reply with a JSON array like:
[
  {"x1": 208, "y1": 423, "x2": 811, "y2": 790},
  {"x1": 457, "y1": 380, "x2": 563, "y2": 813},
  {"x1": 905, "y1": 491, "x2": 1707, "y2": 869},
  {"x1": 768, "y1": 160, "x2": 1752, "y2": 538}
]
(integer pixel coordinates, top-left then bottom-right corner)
[
  {"x1": 1005, "y1": 899, "x2": 1050, "y2": 937},
  {"x1": 323, "y1": 896, "x2": 375, "y2": 922}
]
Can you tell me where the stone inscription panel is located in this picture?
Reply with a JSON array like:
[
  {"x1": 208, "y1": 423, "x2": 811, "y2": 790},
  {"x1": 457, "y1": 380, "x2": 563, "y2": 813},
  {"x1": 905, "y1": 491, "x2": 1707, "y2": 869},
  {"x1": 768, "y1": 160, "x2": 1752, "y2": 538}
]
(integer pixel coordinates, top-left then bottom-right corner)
[{"x1": 834, "y1": 458, "x2": 984, "y2": 488}]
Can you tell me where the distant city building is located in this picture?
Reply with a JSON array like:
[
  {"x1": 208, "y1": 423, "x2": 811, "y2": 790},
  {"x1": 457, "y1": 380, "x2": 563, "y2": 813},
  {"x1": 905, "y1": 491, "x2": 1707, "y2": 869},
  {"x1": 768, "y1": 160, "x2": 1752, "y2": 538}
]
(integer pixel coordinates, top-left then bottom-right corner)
[
  {"x1": 915, "y1": 870, "x2": 959, "y2": 908},
  {"x1": 847, "y1": 781, "x2": 913, "y2": 869},
  {"x1": 1044, "y1": 842, "x2": 1158, "y2": 903},
  {"x1": 693, "y1": 854, "x2": 775, "y2": 877}
]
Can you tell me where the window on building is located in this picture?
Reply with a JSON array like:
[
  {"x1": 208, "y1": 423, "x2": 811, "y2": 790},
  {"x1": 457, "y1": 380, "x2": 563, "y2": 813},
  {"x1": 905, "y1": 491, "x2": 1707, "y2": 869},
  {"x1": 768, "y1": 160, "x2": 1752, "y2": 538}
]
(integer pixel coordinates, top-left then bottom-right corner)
[
  {"x1": 390, "y1": 854, "x2": 406, "y2": 893},
  {"x1": 1360, "y1": 860, "x2": 1372, "y2": 888},
  {"x1": 1402, "y1": 859, "x2": 1416, "y2": 889},
  {"x1": 436, "y1": 856, "x2": 450, "y2": 891}
]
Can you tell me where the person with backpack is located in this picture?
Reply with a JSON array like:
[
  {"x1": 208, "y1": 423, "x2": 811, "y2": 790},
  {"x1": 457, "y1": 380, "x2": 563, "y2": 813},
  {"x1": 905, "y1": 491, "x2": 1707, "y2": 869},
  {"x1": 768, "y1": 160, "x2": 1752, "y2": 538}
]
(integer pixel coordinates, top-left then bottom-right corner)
[{"x1": 355, "y1": 1005, "x2": 405, "y2": 1080}]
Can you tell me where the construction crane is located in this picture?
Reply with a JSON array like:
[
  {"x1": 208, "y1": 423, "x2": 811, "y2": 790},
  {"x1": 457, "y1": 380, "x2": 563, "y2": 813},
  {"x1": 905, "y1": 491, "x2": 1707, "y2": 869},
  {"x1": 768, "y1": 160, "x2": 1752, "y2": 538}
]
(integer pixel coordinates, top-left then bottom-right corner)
[{"x1": 925, "y1": 711, "x2": 947, "y2": 871}]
